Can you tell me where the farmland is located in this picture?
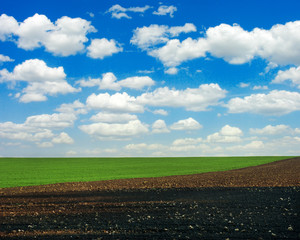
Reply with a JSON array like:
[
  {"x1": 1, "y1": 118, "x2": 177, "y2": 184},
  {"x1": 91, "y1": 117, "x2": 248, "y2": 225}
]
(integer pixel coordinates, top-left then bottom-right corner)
[
  {"x1": 0, "y1": 156, "x2": 291, "y2": 188},
  {"x1": 0, "y1": 157, "x2": 299, "y2": 239}
]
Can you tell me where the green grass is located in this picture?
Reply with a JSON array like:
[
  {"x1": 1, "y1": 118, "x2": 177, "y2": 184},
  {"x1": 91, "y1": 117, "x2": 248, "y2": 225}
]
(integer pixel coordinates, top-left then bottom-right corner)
[{"x1": 0, "y1": 156, "x2": 291, "y2": 188}]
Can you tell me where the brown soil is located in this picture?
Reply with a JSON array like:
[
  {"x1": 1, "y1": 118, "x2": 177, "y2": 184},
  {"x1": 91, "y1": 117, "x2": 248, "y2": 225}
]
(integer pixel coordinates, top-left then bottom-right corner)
[{"x1": 0, "y1": 157, "x2": 299, "y2": 239}]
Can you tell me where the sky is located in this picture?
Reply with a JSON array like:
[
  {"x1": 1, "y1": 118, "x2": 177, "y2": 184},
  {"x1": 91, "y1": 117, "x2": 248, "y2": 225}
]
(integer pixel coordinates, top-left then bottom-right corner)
[{"x1": 0, "y1": 0, "x2": 300, "y2": 157}]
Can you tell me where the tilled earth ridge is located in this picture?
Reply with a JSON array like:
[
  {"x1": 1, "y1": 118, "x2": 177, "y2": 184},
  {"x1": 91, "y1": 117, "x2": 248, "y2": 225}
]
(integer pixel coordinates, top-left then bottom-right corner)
[{"x1": 0, "y1": 157, "x2": 299, "y2": 239}]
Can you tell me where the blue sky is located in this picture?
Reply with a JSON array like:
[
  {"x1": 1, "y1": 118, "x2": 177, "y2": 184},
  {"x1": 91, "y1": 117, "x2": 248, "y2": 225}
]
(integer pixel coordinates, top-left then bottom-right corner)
[{"x1": 0, "y1": 0, "x2": 300, "y2": 157}]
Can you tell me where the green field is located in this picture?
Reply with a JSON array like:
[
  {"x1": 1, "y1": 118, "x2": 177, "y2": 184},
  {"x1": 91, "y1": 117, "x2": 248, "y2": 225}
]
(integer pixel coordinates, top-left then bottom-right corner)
[{"x1": 0, "y1": 156, "x2": 291, "y2": 188}]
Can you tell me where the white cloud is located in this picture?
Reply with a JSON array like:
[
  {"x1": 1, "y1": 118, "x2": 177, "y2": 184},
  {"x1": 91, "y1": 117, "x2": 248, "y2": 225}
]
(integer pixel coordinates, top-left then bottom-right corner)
[
  {"x1": 124, "y1": 143, "x2": 164, "y2": 152},
  {"x1": 169, "y1": 23, "x2": 196, "y2": 37},
  {"x1": 87, "y1": 38, "x2": 123, "y2": 59},
  {"x1": 86, "y1": 92, "x2": 144, "y2": 113},
  {"x1": 25, "y1": 113, "x2": 76, "y2": 129},
  {"x1": 1, "y1": 59, "x2": 66, "y2": 82},
  {"x1": 0, "y1": 14, "x2": 19, "y2": 41},
  {"x1": 0, "y1": 14, "x2": 96, "y2": 56},
  {"x1": 144, "y1": 21, "x2": 300, "y2": 68},
  {"x1": 131, "y1": 23, "x2": 196, "y2": 50},
  {"x1": 172, "y1": 137, "x2": 203, "y2": 146},
  {"x1": 272, "y1": 66, "x2": 300, "y2": 89},
  {"x1": 56, "y1": 100, "x2": 87, "y2": 115},
  {"x1": 0, "y1": 112, "x2": 76, "y2": 145},
  {"x1": 137, "y1": 83, "x2": 227, "y2": 111},
  {"x1": 261, "y1": 62, "x2": 278, "y2": 75},
  {"x1": 239, "y1": 82, "x2": 250, "y2": 88},
  {"x1": 43, "y1": 16, "x2": 96, "y2": 56},
  {"x1": 98, "y1": 72, "x2": 120, "y2": 90},
  {"x1": 0, "y1": 59, "x2": 79, "y2": 102},
  {"x1": 153, "y1": 109, "x2": 168, "y2": 116},
  {"x1": 250, "y1": 124, "x2": 291, "y2": 135},
  {"x1": 149, "y1": 38, "x2": 208, "y2": 67},
  {"x1": 107, "y1": 4, "x2": 151, "y2": 19},
  {"x1": 152, "y1": 119, "x2": 170, "y2": 133},
  {"x1": 111, "y1": 12, "x2": 131, "y2": 19},
  {"x1": 0, "y1": 54, "x2": 14, "y2": 63},
  {"x1": 87, "y1": 12, "x2": 94, "y2": 18},
  {"x1": 207, "y1": 125, "x2": 243, "y2": 143},
  {"x1": 76, "y1": 72, "x2": 119, "y2": 90},
  {"x1": 118, "y1": 76, "x2": 155, "y2": 90},
  {"x1": 66, "y1": 150, "x2": 77, "y2": 156},
  {"x1": 137, "y1": 69, "x2": 154, "y2": 74},
  {"x1": 90, "y1": 112, "x2": 138, "y2": 123},
  {"x1": 164, "y1": 67, "x2": 178, "y2": 75},
  {"x1": 170, "y1": 117, "x2": 202, "y2": 131},
  {"x1": 253, "y1": 85, "x2": 268, "y2": 90},
  {"x1": 77, "y1": 72, "x2": 155, "y2": 91},
  {"x1": 37, "y1": 142, "x2": 53, "y2": 148},
  {"x1": 205, "y1": 23, "x2": 257, "y2": 64},
  {"x1": 205, "y1": 21, "x2": 300, "y2": 65},
  {"x1": 76, "y1": 77, "x2": 101, "y2": 88},
  {"x1": 227, "y1": 90, "x2": 300, "y2": 116},
  {"x1": 52, "y1": 132, "x2": 74, "y2": 144},
  {"x1": 227, "y1": 140, "x2": 264, "y2": 153},
  {"x1": 131, "y1": 24, "x2": 169, "y2": 49},
  {"x1": 79, "y1": 120, "x2": 149, "y2": 138},
  {"x1": 153, "y1": 5, "x2": 177, "y2": 18},
  {"x1": 133, "y1": 24, "x2": 173, "y2": 49},
  {"x1": 169, "y1": 144, "x2": 198, "y2": 152}
]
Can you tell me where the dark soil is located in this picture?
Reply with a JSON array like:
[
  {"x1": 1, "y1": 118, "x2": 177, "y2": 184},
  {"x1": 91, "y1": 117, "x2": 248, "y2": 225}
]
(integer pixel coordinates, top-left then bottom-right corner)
[{"x1": 0, "y1": 157, "x2": 299, "y2": 239}]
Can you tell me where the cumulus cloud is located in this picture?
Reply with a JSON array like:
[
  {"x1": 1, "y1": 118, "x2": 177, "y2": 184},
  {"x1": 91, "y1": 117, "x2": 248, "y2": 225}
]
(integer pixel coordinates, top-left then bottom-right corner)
[
  {"x1": 131, "y1": 23, "x2": 196, "y2": 50},
  {"x1": 0, "y1": 14, "x2": 96, "y2": 56},
  {"x1": 118, "y1": 76, "x2": 155, "y2": 90},
  {"x1": 0, "y1": 59, "x2": 79, "y2": 102},
  {"x1": 249, "y1": 124, "x2": 291, "y2": 135},
  {"x1": 253, "y1": 85, "x2": 268, "y2": 90},
  {"x1": 206, "y1": 125, "x2": 243, "y2": 143},
  {"x1": 152, "y1": 119, "x2": 170, "y2": 133},
  {"x1": 153, "y1": 109, "x2": 168, "y2": 116},
  {"x1": 24, "y1": 113, "x2": 76, "y2": 129},
  {"x1": 205, "y1": 23, "x2": 257, "y2": 64},
  {"x1": 79, "y1": 120, "x2": 149, "y2": 138},
  {"x1": 226, "y1": 90, "x2": 300, "y2": 116},
  {"x1": 149, "y1": 38, "x2": 208, "y2": 67},
  {"x1": 107, "y1": 4, "x2": 151, "y2": 19},
  {"x1": 170, "y1": 118, "x2": 202, "y2": 131},
  {"x1": 0, "y1": 54, "x2": 14, "y2": 63},
  {"x1": 137, "y1": 83, "x2": 227, "y2": 111},
  {"x1": 272, "y1": 66, "x2": 300, "y2": 89},
  {"x1": 0, "y1": 112, "x2": 76, "y2": 146},
  {"x1": 0, "y1": 14, "x2": 18, "y2": 41},
  {"x1": 87, "y1": 38, "x2": 123, "y2": 59},
  {"x1": 124, "y1": 143, "x2": 164, "y2": 152},
  {"x1": 138, "y1": 21, "x2": 300, "y2": 68},
  {"x1": 77, "y1": 72, "x2": 155, "y2": 91},
  {"x1": 56, "y1": 100, "x2": 87, "y2": 115},
  {"x1": 239, "y1": 82, "x2": 250, "y2": 88},
  {"x1": 153, "y1": 5, "x2": 177, "y2": 18},
  {"x1": 164, "y1": 67, "x2": 179, "y2": 75},
  {"x1": 96, "y1": 72, "x2": 120, "y2": 90},
  {"x1": 172, "y1": 137, "x2": 203, "y2": 146},
  {"x1": 52, "y1": 132, "x2": 74, "y2": 144},
  {"x1": 226, "y1": 141, "x2": 265, "y2": 154},
  {"x1": 86, "y1": 92, "x2": 144, "y2": 113},
  {"x1": 90, "y1": 112, "x2": 138, "y2": 123}
]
